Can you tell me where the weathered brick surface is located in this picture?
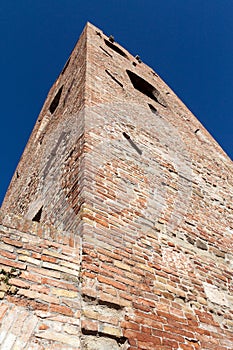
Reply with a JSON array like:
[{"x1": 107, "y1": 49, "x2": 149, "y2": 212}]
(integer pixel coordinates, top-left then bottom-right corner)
[
  {"x1": 0, "y1": 213, "x2": 81, "y2": 349},
  {"x1": 0, "y1": 22, "x2": 233, "y2": 349}
]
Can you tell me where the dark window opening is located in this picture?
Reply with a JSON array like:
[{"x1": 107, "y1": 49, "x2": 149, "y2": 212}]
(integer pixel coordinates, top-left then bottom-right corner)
[
  {"x1": 105, "y1": 70, "x2": 123, "y2": 88},
  {"x1": 81, "y1": 328, "x2": 128, "y2": 345},
  {"x1": 49, "y1": 86, "x2": 63, "y2": 114},
  {"x1": 39, "y1": 134, "x2": 44, "y2": 145},
  {"x1": 122, "y1": 132, "x2": 142, "y2": 155},
  {"x1": 96, "y1": 31, "x2": 102, "y2": 38},
  {"x1": 126, "y1": 70, "x2": 166, "y2": 107},
  {"x1": 99, "y1": 46, "x2": 112, "y2": 57},
  {"x1": 32, "y1": 206, "x2": 43, "y2": 223},
  {"x1": 135, "y1": 55, "x2": 142, "y2": 63},
  {"x1": 148, "y1": 104, "x2": 158, "y2": 114},
  {"x1": 151, "y1": 71, "x2": 158, "y2": 77},
  {"x1": 123, "y1": 132, "x2": 130, "y2": 140},
  {"x1": 104, "y1": 39, "x2": 128, "y2": 59},
  {"x1": 194, "y1": 129, "x2": 200, "y2": 134},
  {"x1": 108, "y1": 35, "x2": 114, "y2": 43},
  {"x1": 61, "y1": 58, "x2": 70, "y2": 75}
]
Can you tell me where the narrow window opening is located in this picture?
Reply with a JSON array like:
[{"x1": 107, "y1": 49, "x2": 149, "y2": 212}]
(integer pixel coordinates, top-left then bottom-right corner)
[
  {"x1": 104, "y1": 39, "x2": 128, "y2": 59},
  {"x1": 194, "y1": 129, "x2": 200, "y2": 134},
  {"x1": 122, "y1": 132, "x2": 142, "y2": 155},
  {"x1": 100, "y1": 46, "x2": 112, "y2": 57},
  {"x1": 39, "y1": 134, "x2": 44, "y2": 145},
  {"x1": 81, "y1": 328, "x2": 128, "y2": 345},
  {"x1": 99, "y1": 46, "x2": 112, "y2": 57},
  {"x1": 151, "y1": 71, "x2": 158, "y2": 77},
  {"x1": 32, "y1": 206, "x2": 43, "y2": 223},
  {"x1": 96, "y1": 31, "x2": 102, "y2": 38},
  {"x1": 123, "y1": 132, "x2": 130, "y2": 140},
  {"x1": 61, "y1": 58, "x2": 70, "y2": 75},
  {"x1": 49, "y1": 86, "x2": 63, "y2": 114},
  {"x1": 148, "y1": 104, "x2": 158, "y2": 114},
  {"x1": 126, "y1": 70, "x2": 166, "y2": 107},
  {"x1": 105, "y1": 70, "x2": 123, "y2": 88},
  {"x1": 135, "y1": 55, "x2": 142, "y2": 63}
]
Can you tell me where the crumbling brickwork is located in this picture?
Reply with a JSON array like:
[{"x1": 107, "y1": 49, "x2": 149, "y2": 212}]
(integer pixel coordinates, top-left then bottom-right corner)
[{"x1": 1, "y1": 22, "x2": 233, "y2": 349}]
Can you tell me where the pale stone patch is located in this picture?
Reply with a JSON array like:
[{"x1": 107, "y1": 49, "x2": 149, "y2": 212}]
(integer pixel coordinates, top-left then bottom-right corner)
[
  {"x1": 82, "y1": 335, "x2": 130, "y2": 350},
  {"x1": 203, "y1": 282, "x2": 230, "y2": 307},
  {"x1": 0, "y1": 305, "x2": 38, "y2": 349}
]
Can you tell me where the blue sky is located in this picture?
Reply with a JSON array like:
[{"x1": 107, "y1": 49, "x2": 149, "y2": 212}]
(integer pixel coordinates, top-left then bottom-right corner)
[{"x1": 0, "y1": 0, "x2": 232, "y2": 205}]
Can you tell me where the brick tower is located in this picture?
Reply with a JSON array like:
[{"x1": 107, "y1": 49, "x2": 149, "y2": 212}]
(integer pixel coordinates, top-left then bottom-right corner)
[{"x1": 0, "y1": 23, "x2": 233, "y2": 349}]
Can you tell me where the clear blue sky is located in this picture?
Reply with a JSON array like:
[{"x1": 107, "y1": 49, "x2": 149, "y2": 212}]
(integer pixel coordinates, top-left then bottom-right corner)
[{"x1": 0, "y1": 0, "x2": 232, "y2": 205}]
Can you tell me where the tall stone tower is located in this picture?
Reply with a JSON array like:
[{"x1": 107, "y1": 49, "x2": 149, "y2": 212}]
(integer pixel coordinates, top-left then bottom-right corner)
[{"x1": 0, "y1": 23, "x2": 232, "y2": 349}]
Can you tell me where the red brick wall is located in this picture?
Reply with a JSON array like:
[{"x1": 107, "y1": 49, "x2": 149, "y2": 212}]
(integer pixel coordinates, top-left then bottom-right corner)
[
  {"x1": 0, "y1": 209, "x2": 233, "y2": 349},
  {"x1": 0, "y1": 212, "x2": 82, "y2": 349},
  {"x1": 1, "y1": 23, "x2": 233, "y2": 349}
]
